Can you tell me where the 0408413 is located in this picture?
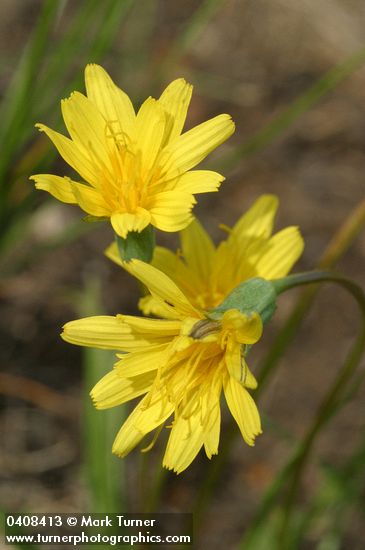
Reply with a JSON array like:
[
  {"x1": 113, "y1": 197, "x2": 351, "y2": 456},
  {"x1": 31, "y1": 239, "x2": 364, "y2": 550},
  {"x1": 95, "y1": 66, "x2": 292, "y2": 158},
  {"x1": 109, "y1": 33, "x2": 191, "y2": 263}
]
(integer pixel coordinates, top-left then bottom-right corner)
[{"x1": 6, "y1": 515, "x2": 63, "y2": 527}]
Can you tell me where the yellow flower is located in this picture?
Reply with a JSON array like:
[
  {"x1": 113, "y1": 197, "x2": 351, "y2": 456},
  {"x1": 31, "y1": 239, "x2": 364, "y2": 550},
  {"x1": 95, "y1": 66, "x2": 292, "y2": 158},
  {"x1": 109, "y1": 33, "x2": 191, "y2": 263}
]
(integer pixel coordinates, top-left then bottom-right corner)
[
  {"x1": 62, "y1": 260, "x2": 263, "y2": 474},
  {"x1": 30, "y1": 64, "x2": 235, "y2": 238},
  {"x1": 106, "y1": 194, "x2": 304, "y2": 313}
]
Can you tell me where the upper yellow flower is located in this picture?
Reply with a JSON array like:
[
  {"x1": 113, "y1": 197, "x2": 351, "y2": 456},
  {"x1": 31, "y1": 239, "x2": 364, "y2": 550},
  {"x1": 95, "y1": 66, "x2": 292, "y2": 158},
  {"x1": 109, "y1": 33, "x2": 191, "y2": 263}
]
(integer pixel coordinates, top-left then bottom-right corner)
[
  {"x1": 62, "y1": 260, "x2": 263, "y2": 474},
  {"x1": 30, "y1": 64, "x2": 235, "y2": 238},
  {"x1": 106, "y1": 194, "x2": 305, "y2": 313}
]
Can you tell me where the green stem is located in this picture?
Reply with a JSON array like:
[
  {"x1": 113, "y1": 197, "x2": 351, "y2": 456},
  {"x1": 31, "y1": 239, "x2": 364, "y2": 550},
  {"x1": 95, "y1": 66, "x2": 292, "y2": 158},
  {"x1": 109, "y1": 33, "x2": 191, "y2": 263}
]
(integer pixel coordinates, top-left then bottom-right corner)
[
  {"x1": 272, "y1": 271, "x2": 365, "y2": 313},
  {"x1": 240, "y1": 273, "x2": 365, "y2": 549},
  {"x1": 240, "y1": 278, "x2": 365, "y2": 550},
  {"x1": 257, "y1": 200, "x2": 365, "y2": 396}
]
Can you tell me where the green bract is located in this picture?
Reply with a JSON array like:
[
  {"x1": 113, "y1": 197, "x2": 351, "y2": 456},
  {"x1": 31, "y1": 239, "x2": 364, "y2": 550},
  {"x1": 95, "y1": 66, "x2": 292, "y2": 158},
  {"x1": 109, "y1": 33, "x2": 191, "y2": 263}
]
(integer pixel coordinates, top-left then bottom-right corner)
[
  {"x1": 209, "y1": 277, "x2": 277, "y2": 325},
  {"x1": 116, "y1": 225, "x2": 156, "y2": 263}
]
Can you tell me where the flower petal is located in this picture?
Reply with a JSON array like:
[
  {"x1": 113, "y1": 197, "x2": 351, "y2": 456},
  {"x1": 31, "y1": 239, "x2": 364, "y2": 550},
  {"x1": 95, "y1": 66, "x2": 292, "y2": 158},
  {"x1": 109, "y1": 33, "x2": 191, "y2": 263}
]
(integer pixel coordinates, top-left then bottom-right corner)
[
  {"x1": 152, "y1": 246, "x2": 180, "y2": 277},
  {"x1": 91, "y1": 369, "x2": 155, "y2": 409},
  {"x1": 36, "y1": 124, "x2": 99, "y2": 186},
  {"x1": 61, "y1": 91, "x2": 113, "y2": 167},
  {"x1": 135, "y1": 97, "x2": 166, "y2": 173},
  {"x1": 115, "y1": 344, "x2": 168, "y2": 377},
  {"x1": 30, "y1": 174, "x2": 77, "y2": 204},
  {"x1": 158, "y1": 78, "x2": 192, "y2": 144},
  {"x1": 117, "y1": 314, "x2": 181, "y2": 337},
  {"x1": 84, "y1": 63, "x2": 135, "y2": 140},
  {"x1": 143, "y1": 247, "x2": 201, "y2": 315},
  {"x1": 222, "y1": 310, "x2": 263, "y2": 344},
  {"x1": 71, "y1": 182, "x2": 110, "y2": 216},
  {"x1": 163, "y1": 393, "x2": 206, "y2": 474},
  {"x1": 204, "y1": 400, "x2": 221, "y2": 459},
  {"x1": 180, "y1": 218, "x2": 215, "y2": 281},
  {"x1": 242, "y1": 360, "x2": 258, "y2": 390},
  {"x1": 123, "y1": 260, "x2": 200, "y2": 318},
  {"x1": 163, "y1": 379, "x2": 222, "y2": 473},
  {"x1": 225, "y1": 343, "x2": 258, "y2": 389},
  {"x1": 174, "y1": 170, "x2": 224, "y2": 194},
  {"x1": 61, "y1": 315, "x2": 177, "y2": 352},
  {"x1": 112, "y1": 392, "x2": 174, "y2": 457},
  {"x1": 211, "y1": 196, "x2": 281, "y2": 287},
  {"x1": 255, "y1": 226, "x2": 304, "y2": 279},
  {"x1": 138, "y1": 295, "x2": 180, "y2": 320},
  {"x1": 230, "y1": 194, "x2": 279, "y2": 247},
  {"x1": 110, "y1": 208, "x2": 151, "y2": 238},
  {"x1": 152, "y1": 246, "x2": 205, "y2": 305},
  {"x1": 224, "y1": 375, "x2": 262, "y2": 446},
  {"x1": 159, "y1": 114, "x2": 235, "y2": 180},
  {"x1": 225, "y1": 340, "x2": 242, "y2": 381},
  {"x1": 106, "y1": 242, "x2": 183, "y2": 315},
  {"x1": 105, "y1": 241, "x2": 124, "y2": 267},
  {"x1": 223, "y1": 195, "x2": 280, "y2": 279},
  {"x1": 147, "y1": 190, "x2": 196, "y2": 232}
]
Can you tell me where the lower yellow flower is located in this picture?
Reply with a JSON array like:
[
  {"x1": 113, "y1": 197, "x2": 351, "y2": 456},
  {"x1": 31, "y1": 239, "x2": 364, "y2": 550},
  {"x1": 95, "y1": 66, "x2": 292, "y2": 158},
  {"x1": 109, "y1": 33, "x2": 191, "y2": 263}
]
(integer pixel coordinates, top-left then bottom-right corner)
[{"x1": 62, "y1": 261, "x2": 263, "y2": 473}]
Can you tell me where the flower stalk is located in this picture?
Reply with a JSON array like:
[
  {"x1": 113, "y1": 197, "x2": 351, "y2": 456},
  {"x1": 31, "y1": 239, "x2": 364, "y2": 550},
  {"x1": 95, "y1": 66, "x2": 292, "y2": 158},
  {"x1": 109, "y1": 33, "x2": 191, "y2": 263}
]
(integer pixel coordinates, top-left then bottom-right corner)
[
  {"x1": 238, "y1": 271, "x2": 365, "y2": 549},
  {"x1": 272, "y1": 270, "x2": 365, "y2": 313}
]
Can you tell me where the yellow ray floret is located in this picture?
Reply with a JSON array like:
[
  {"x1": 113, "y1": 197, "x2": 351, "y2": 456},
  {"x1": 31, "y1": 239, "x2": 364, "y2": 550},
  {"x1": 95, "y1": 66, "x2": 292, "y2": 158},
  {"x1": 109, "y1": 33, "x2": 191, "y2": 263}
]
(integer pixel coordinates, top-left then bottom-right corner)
[
  {"x1": 61, "y1": 260, "x2": 263, "y2": 474},
  {"x1": 30, "y1": 64, "x2": 235, "y2": 237},
  {"x1": 106, "y1": 194, "x2": 304, "y2": 313}
]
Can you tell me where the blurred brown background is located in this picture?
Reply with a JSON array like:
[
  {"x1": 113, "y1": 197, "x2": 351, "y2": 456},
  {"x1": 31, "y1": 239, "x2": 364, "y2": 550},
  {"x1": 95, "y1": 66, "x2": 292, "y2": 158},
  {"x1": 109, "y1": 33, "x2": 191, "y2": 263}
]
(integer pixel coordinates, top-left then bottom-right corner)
[{"x1": 0, "y1": 1, "x2": 365, "y2": 548}]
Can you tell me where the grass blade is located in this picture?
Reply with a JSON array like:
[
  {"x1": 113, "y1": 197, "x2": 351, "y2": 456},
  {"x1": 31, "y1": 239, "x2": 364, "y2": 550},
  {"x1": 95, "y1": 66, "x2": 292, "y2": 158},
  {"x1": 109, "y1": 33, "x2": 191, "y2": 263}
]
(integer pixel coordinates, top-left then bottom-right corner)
[
  {"x1": 0, "y1": 0, "x2": 59, "y2": 188},
  {"x1": 78, "y1": 280, "x2": 127, "y2": 514},
  {"x1": 217, "y1": 47, "x2": 365, "y2": 170},
  {"x1": 0, "y1": 0, "x2": 134, "y2": 253},
  {"x1": 170, "y1": 0, "x2": 226, "y2": 60},
  {"x1": 152, "y1": 0, "x2": 226, "y2": 84}
]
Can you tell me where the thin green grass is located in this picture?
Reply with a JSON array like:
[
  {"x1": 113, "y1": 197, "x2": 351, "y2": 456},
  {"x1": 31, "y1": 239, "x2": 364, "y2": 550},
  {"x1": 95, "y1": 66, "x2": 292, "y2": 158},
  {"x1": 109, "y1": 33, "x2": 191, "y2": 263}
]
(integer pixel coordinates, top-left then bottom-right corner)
[
  {"x1": 216, "y1": 46, "x2": 365, "y2": 170},
  {"x1": 78, "y1": 280, "x2": 126, "y2": 515},
  {"x1": 151, "y1": 0, "x2": 226, "y2": 85},
  {"x1": 0, "y1": 0, "x2": 134, "y2": 253},
  {"x1": 0, "y1": 0, "x2": 59, "y2": 188}
]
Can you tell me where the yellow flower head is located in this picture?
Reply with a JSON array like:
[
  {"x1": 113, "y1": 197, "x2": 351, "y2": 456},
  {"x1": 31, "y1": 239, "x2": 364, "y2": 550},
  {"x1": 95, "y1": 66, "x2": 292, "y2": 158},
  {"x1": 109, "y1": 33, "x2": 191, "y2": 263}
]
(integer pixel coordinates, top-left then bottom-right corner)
[
  {"x1": 106, "y1": 194, "x2": 305, "y2": 313},
  {"x1": 62, "y1": 260, "x2": 263, "y2": 474},
  {"x1": 30, "y1": 64, "x2": 235, "y2": 238}
]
